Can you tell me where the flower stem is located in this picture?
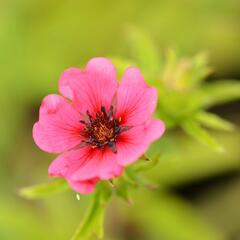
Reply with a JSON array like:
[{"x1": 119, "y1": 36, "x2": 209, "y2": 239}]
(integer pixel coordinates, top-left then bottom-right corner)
[{"x1": 70, "y1": 182, "x2": 112, "y2": 240}]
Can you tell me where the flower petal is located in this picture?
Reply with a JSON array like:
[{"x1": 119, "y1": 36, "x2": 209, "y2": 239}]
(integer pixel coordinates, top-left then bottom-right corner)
[
  {"x1": 49, "y1": 148, "x2": 99, "y2": 194},
  {"x1": 116, "y1": 118, "x2": 165, "y2": 166},
  {"x1": 49, "y1": 147, "x2": 123, "y2": 182},
  {"x1": 59, "y1": 58, "x2": 118, "y2": 114},
  {"x1": 48, "y1": 146, "x2": 91, "y2": 177},
  {"x1": 59, "y1": 68, "x2": 81, "y2": 100},
  {"x1": 71, "y1": 148, "x2": 123, "y2": 181},
  {"x1": 67, "y1": 178, "x2": 99, "y2": 194},
  {"x1": 96, "y1": 149, "x2": 123, "y2": 179},
  {"x1": 33, "y1": 94, "x2": 83, "y2": 153},
  {"x1": 143, "y1": 118, "x2": 165, "y2": 143},
  {"x1": 116, "y1": 67, "x2": 157, "y2": 125},
  {"x1": 116, "y1": 126, "x2": 147, "y2": 166}
]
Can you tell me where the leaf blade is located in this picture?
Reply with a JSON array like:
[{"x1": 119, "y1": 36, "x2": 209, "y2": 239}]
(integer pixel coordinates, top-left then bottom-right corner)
[
  {"x1": 195, "y1": 111, "x2": 235, "y2": 131},
  {"x1": 181, "y1": 119, "x2": 224, "y2": 152},
  {"x1": 19, "y1": 178, "x2": 69, "y2": 199},
  {"x1": 198, "y1": 80, "x2": 240, "y2": 107}
]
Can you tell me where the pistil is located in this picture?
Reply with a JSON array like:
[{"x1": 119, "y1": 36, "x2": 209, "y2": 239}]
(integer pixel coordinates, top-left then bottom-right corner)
[{"x1": 79, "y1": 106, "x2": 131, "y2": 153}]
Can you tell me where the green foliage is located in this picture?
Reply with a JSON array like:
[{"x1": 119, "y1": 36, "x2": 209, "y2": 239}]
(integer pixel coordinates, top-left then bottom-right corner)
[
  {"x1": 115, "y1": 177, "x2": 133, "y2": 205},
  {"x1": 195, "y1": 111, "x2": 235, "y2": 131},
  {"x1": 19, "y1": 179, "x2": 69, "y2": 199},
  {"x1": 149, "y1": 132, "x2": 240, "y2": 187},
  {"x1": 115, "y1": 155, "x2": 161, "y2": 205},
  {"x1": 131, "y1": 154, "x2": 160, "y2": 172},
  {"x1": 197, "y1": 80, "x2": 240, "y2": 107},
  {"x1": 122, "y1": 26, "x2": 240, "y2": 152},
  {"x1": 71, "y1": 182, "x2": 112, "y2": 240},
  {"x1": 161, "y1": 49, "x2": 211, "y2": 91},
  {"x1": 181, "y1": 119, "x2": 224, "y2": 153}
]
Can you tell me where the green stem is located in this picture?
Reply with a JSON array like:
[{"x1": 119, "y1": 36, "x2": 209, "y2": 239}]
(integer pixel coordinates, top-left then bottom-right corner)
[{"x1": 71, "y1": 182, "x2": 112, "y2": 240}]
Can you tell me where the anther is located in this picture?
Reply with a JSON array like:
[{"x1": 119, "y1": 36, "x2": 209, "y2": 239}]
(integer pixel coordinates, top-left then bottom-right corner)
[
  {"x1": 79, "y1": 105, "x2": 130, "y2": 153},
  {"x1": 86, "y1": 110, "x2": 94, "y2": 122}
]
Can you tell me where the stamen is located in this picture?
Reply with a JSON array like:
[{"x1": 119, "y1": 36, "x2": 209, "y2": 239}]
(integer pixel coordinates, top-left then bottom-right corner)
[
  {"x1": 101, "y1": 106, "x2": 107, "y2": 117},
  {"x1": 80, "y1": 120, "x2": 86, "y2": 124},
  {"x1": 78, "y1": 142, "x2": 89, "y2": 148},
  {"x1": 108, "y1": 105, "x2": 114, "y2": 118},
  {"x1": 86, "y1": 110, "x2": 94, "y2": 122},
  {"x1": 119, "y1": 126, "x2": 132, "y2": 133},
  {"x1": 108, "y1": 141, "x2": 117, "y2": 153},
  {"x1": 79, "y1": 105, "x2": 131, "y2": 153}
]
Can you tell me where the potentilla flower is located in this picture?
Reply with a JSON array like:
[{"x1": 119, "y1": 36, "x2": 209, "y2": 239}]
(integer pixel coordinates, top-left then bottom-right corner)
[{"x1": 33, "y1": 58, "x2": 165, "y2": 193}]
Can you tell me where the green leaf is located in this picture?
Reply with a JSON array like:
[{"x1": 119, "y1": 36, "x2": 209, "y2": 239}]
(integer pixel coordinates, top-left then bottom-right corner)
[
  {"x1": 71, "y1": 182, "x2": 112, "y2": 240},
  {"x1": 191, "y1": 52, "x2": 211, "y2": 85},
  {"x1": 161, "y1": 48, "x2": 178, "y2": 87},
  {"x1": 115, "y1": 177, "x2": 133, "y2": 204},
  {"x1": 162, "y1": 50, "x2": 211, "y2": 91},
  {"x1": 124, "y1": 167, "x2": 159, "y2": 190},
  {"x1": 181, "y1": 119, "x2": 224, "y2": 152},
  {"x1": 125, "y1": 25, "x2": 161, "y2": 77},
  {"x1": 131, "y1": 153, "x2": 160, "y2": 172},
  {"x1": 198, "y1": 80, "x2": 240, "y2": 107},
  {"x1": 19, "y1": 178, "x2": 69, "y2": 199},
  {"x1": 195, "y1": 111, "x2": 235, "y2": 131},
  {"x1": 124, "y1": 168, "x2": 139, "y2": 186}
]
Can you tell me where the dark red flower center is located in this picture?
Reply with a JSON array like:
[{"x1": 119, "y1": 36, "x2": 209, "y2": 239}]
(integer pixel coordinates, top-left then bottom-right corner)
[{"x1": 80, "y1": 106, "x2": 131, "y2": 153}]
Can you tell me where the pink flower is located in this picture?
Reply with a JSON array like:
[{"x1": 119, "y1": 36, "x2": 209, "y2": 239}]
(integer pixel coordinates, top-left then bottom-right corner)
[{"x1": 33, "y1": 58, "x2": 165, "y2": 194}]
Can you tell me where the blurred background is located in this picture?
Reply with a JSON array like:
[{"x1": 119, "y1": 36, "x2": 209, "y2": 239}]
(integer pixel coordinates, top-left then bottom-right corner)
[{"x1": 0, "y1": 0, "x2": 240, "y2": 239}]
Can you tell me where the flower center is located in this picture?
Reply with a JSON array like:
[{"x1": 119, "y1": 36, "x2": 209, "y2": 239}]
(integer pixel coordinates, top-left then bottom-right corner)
[{"x1": 80, "y1": 106, "x2": 131, "y2": 153}]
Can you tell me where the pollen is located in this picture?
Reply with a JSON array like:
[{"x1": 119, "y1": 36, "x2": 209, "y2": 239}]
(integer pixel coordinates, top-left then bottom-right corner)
[{"x1": 80, "y1": 106, "x2": 131, "y2": 153}]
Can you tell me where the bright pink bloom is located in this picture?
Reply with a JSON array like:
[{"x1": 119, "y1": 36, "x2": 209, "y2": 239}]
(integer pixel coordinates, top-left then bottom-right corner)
[{"x1": 33, "y1": 58, "x2": 165, "y2": 194}]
